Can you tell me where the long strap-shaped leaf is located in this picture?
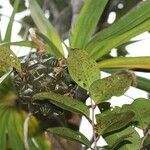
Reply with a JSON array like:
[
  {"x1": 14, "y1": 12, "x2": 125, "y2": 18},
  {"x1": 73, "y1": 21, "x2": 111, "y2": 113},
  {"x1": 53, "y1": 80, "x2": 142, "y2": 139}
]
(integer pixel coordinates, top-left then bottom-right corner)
[
  {"x1": 86, "y1": 1, "x2": 150, "y2": 60},
  {"x1": 137, "y1": 76, "x2": 150, "y2": 92},
  {"x1": 0, "y1": 39, "x2": 62, "y2": 57},
  {"x1": 70, "y1": 0, "x2": 108, "y2": 49},
  {"x1": 0, "y1": 41, "x2": 36, "y2": 48},
  {"x1": 28, "y1": 0, "x2": 64, "y2": 57},
  {"x1": 97, "y1": 57, "x2": 150, "y2": 70},
  {"x1": 4, "y1": 0, "x2": 20, "y2": 43}
]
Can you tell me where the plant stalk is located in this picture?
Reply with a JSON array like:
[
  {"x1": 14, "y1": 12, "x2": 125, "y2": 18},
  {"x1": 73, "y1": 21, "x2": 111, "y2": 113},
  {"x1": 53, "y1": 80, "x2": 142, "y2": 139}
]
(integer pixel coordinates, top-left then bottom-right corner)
[{"x1": 91, "y1": 99, "x2": 97, "y2": 150}]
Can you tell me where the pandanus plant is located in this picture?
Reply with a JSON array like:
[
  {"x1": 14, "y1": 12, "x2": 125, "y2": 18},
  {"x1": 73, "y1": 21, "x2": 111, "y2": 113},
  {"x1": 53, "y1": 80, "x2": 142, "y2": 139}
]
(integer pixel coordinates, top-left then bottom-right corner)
[{"x1": 0, "y1": 0, "x2": 150, "y2": 149}]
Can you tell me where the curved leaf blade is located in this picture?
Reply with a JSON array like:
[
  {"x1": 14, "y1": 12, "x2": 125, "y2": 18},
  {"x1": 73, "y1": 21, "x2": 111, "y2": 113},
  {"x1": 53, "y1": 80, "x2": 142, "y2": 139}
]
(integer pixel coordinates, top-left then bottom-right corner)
[
  {"x1": 67, "y1": 49, "x2": 100, "y2": 90},
  {"x1": 70, "y1": 0, "x2": 108, "y2": 48},
  {"x1": 47, "y1": 127, "x2": 91, "y2": 148},
  {"x1": 122, "y1": 98, "x2": 150, "y2": 129},
  {"x1": 105, "y1": 126, "x2": 141, "y2": 150},
  {"x1": 33, "y1": 92, "x2": 90, "y2": 117},
  {"x1": 28, "y1": 0, "x2": 64, "y2": 57},
  {"x1": 96, "y1": 111, "x2": 134, "y2": 135},
  {"x1": 103, "y1": 106, "x2": 141, "y2": 149},
  {"x1": 102, "y1": 69, "x2": 150, "y2": 92},
  {"x1": 89, "y1": 71, "x2": 133, "y2": 104}
]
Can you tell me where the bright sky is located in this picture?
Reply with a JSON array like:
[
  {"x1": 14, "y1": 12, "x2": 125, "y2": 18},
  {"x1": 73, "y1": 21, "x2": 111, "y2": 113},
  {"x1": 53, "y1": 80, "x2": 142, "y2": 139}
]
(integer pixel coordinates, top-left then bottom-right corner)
[{"x1": 0, "y1": 0, "x2": 150, "y2": 147}]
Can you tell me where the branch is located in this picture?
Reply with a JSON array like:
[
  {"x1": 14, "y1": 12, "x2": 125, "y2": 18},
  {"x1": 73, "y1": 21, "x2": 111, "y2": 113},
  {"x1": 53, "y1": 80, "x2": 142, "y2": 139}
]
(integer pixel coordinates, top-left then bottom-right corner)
[
  {"x1": 140, "y1": 128, "x2": 150, "y2": 149},
  {"x1": 91, "y1": 99, "x2": 97, "y2": 150}
]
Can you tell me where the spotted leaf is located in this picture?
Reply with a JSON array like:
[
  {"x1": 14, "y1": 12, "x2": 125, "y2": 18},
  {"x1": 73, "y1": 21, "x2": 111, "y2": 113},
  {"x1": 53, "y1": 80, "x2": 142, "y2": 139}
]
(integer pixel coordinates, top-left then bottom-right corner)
[
  {"x1": 33, "y1": 91, "x2": 90, "y2": 117},
  {"x1": 89, "y1": 71, "x2": 134, "y2": 104},
  {"x1": 47, "y1": 127, "x2": 91, "y2": 148},
  {"x1": 67, "y1": 49, "x2": 100, "y2": 90},
  {"x1": 96, "y1": 111, "x2": 135, "y2": 135},
  {"x1": 0, "y1": 46, "x2": 22, "y2": 74}
]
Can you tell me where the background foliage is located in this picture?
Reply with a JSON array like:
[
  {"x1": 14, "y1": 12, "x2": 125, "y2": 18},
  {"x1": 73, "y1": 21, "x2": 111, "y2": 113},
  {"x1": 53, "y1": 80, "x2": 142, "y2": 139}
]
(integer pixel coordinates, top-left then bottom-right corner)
[{"x1": 0, "y1": 0, "x2": 150, "y2": 149}]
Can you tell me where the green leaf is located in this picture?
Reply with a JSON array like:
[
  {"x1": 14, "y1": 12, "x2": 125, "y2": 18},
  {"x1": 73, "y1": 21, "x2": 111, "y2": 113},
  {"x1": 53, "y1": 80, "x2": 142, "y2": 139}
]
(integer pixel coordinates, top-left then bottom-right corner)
[
  {"x1": 89, "y1": 71, "x2": 133, "y2": 104},
  {"x1": 122, "y1": 98, "x2": 150, "y2": 129},
  {"x1": 8, "y1": 110, "x2": 24, "y2": 150},
  {"x1": 0, "y1": 102, "x2": 24, "y2": 150},
  {"x1": 33, "y1": 92, "x2": 90, "y2": 117},
  {"x1": 0, "y1": 99, "x2": 49, "y2": 150},
  {"x1": 96, "y1": 111, "x2": 134, "y2": 135},
  {"x1": 70, "y1": 0, "x2": 108, "y2": 48},
  {"x1": 98, "y1": 57, "x2": 150, "y2": 70},
  {"x1": 0, "y1": 70, "x2": 12, "y2": 84},
  {"x1": 102, "y1": 69, "x2": 150, "y2": 92},
  {"x1": 28, "y1": 0, "x2": 64, "y2": 57},
  {"x1": 86, "y1": 1, "x2": 150, "y2": 60},
  {"x1": 104, "y1": 126, "x2": 141, "y2": 150},
  {"x1": 67, "y1": 49, "x2": 100, "y2": 90},
  {"x1": 106, "y1": 133, "x2": 134, "y2": 150},
  {"x1": 4, "y1": 0, "x2": 20, "y2": 43},
  {"x1": 0, "y1": 41, "x2": 36, "y2": 48},
  {"x1": 1, "y1": 39, "x2": 62, "y2": 57},
  {"x1": 0, "y1": 108, "x2": 10, "y2": 150},
  {"x1": 47, "y1": 127, "x2": 91, "y2": 148},
  {"x1": 0, "y1": 74, "x2": 15, "y2": 98},
  {"x1": 137, "y1": 76, "x2": 150, "y2": 92},
  {"x1": 0, "y1": 46, "x2": 22, "y2": 74}
]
